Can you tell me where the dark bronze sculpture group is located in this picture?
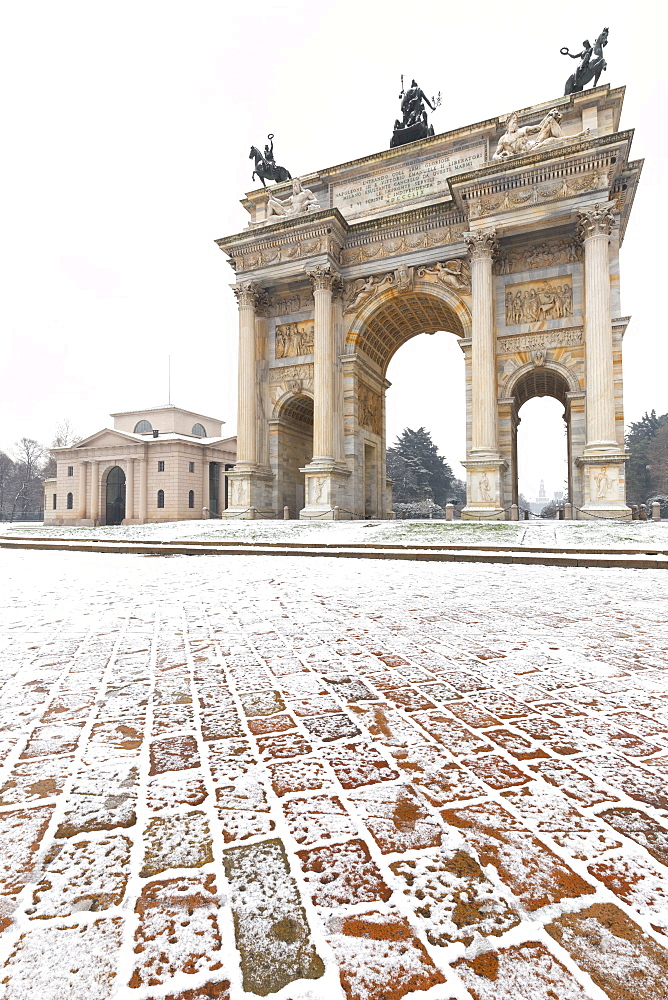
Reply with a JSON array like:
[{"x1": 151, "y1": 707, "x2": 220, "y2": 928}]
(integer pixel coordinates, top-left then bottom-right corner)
[{"x1": 249, "y1": 29, "x2": 610, "y2": 187}]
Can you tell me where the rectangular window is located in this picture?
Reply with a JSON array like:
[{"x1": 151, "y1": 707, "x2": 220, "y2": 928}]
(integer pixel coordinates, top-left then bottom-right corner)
[
  {"x1": 67, "y1": 466, "x2": 74, "y2": 476},
  {"x1": 158, "y1": 461, "x2": 165, "y2": 472},
  {"x1": 52, "y1": 494, "x2": 57, "y2": 509},
  {"x1": 189, "y1": 462, "x2": 195, "y2": 473}
]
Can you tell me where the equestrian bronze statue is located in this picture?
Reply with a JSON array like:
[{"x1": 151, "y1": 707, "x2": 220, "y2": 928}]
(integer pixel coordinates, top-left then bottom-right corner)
[
  {"x1": 249, "y1": 134, "x2": 292, "y2": 188},
  {"x1": 561, "y1": 28, "x2": 608, "y2": 95}
]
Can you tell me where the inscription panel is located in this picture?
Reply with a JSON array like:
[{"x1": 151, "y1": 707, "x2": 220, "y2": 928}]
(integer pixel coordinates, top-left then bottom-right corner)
[{"x1": 331, "y1": 146, "x2": 486, "y2": 218}]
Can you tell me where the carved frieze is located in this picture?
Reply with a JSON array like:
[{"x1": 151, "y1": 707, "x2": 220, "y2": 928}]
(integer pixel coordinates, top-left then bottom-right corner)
[
  {"x1": 417, "y1": 258, "x2": 471, "y2": 292},
  {"x1": 504, "y1": 277, "x2": 573, "y2": 326},
  {"x1": 268, "y1": 363, "x2": 314, "y2": 383},
  {"x1": 497, "y1": 328, "x2": 583, "y2": 354},
  {"x1": 340, "y1": 224, "x2": 467, "y2": 266},
  {"x1": 231, "y1": 225, "x2": 343, "y2": 274},
  {"x1": 275, "y1": 321, "x2": 314, "y2": 359},
  {"x1": 468, "y1": 173, "x2": 601, "y2": 221},
  {"x1": 358, "y1": 382, "x2": 382, "y2": 436},
  {"x1": 495, "y1": 239, "x2": 582, "y2": 275},
  {"x1": 266, "y1": 291, "x2": 313, "y2": 317}
]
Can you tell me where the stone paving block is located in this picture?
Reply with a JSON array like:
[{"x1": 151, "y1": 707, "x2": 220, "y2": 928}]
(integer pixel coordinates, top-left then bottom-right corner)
[
  {"x1": 130, "y1": 875, "x2": 224, "y2": 988},
  {"x1": 598, "y1": 807, "x2": 668, "y2": 866},
  {"x1": 378, "y1": 687, "x2": 435, "y2": 712},
  {"x1": 297, "y1": 838, "x2": 392, "y2": 907},
  {"x1": 473, "y1": 690, "x2": 531, "y2": 718},
  {"x1": 438, "y1": 669, "x2": 490, "y2": 693},
  {"x1": 287, "y1": 692, "x2": 342, "y2": 716},
  {"x1": 164, "y1": 983, "x2": 231, "y2": 1000},
  {"x1": 391, "y1": 846, "x2": 520, "y2": 946},
  {"x1": 200, "y1": 709, "x2": 245, "y2": 742},
  {"x1": 443, "y1": 800, "x2": 595, "y2": 910},
  {"x1": 501, "y1": 784, "x2": 623, "y2": 859},
  {"x1": 529, "y1": 756, "x2": 620, "y2": 806},
  {"x1": 40, "y1": 691, "x2": 94, "y2": 725},
  {"x1": 588, "y1": 853, "x2": 668, "y2": 935},
  {"x1": 444, "y1": 701, "x2": 501, "y2": 728},
  {"x1": 20, "y1": 723, "x2": 83, "y2": 759},
  {"x1": 392, "y1": 746, "x2": 485, "y2": 806},
  {"x1": 351, "y1": 704, "x2": 429, "y2": 748},
  {"x1": 206, "y1": 738, "x2": 256, "y2": 778},
  {"x1": 611, "y1": 710, "x2": 668, "y2": 737},
  {"x1": 0, "y1": 754, "x2": 73, "y2": 805},
  {"x1": 347, "y1": 783, "x2": 442, "y2": 854},
  {"x1": 0, "y1": 805, "x2": 54, "y2": 896},
  {"x1": 417, "y1": 681, "x2": 460, "y2": 702},
  {"x1": 239, "y1": 689, "x2": 286, "y2": 717},
  {"x1": 325, "y1": 908, "x2": 445, "y2": 1000},
  {"x1": 152, "y1": 704, "x2": 196, "y2": 736},
  {"x1": 247, "y1": 713, "x2": 296, "y2": 735},
  {"x1": 483, "y1": 727, "x2": 548, "y2": 760},
  {"x1": 452, "y1": 940, "x2": 593, "y2": 999},
  {"x1": 322, "y1": 675, "x2": 376, "y2": 702},
  {"x1": 268, "y1": 758, "x2": 335, "y2": 797},
  {"x1": 256, "y1": 732, "x2": 313, "y2": 759},
  {"x1": 146, "y1": 772, "x2": 208, "y2": 811},
  {"x1": 586, "y1": 753, "x2": 668, "y2": 811},
  {"x1": 196, "y1": 687, "x2": 235, "y2": 712},
  {"x1": 29, "y1": 833, "x2": 131, "y2": 916},
  {"x1": 546, "y1": 902, "x2": 668, "y2": 1000},
  {"x1": 56, "y1": 764, "x2": 138, "y2": 837},
  {"x1": 223, "y1": 838, "x2": 324, "y2": 996},
  {"x1": 412, "y1": 710, "x2": 493, "y2": 755},
  {"x1": 141, "y1": 812, "x2": 213, "y2": 877},
  {"x1": 462, "y1": 753, "x2": 532, "y2": 789},
  {"x1": 1, "y1": 917, "x2": 124, "y2": 999},
  {"x1": 533, "y1": 699, "x2": 586, "y2": 716},
  {"x1": 572, "y1": 717, "x2": 665, "y2": 757},
  {"x1": 82, "y1": 718, "x2": 143, "y2": 763},
  {"x1": 302, "y1": 713, "x2": 362, "y2": 743},
  {"x1": 322, "y1": 741, "x2": 399, "y2": 788},
  {"x1": 154, "y1": 678, "x2": 192, "y2": 704},
  {"x1": 149, "y1": 735, "x2": 201, "y2": 775},
  {"x1": 282, "y1": 794, "x2": 357, "y2": 845}
]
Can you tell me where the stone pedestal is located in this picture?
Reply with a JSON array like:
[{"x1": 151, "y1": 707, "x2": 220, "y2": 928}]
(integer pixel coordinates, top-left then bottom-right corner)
[
  {"x1": 223, "y1": 469, "x2": 274, "y2": 518},
  {"x1": 461, "y1": 459, "x2": 508, "y2": 520},
  {"x1": 299, "y1": 463, "x2": 352, "y2": 520}
]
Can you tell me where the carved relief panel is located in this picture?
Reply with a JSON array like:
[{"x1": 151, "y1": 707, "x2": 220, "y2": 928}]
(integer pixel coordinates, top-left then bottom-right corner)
[
  {"x1": 504, "y1": 276, "x2": 573, "y2": 326},
  {"x1": 358, "y1": 382, "x2": 382, "y2": 436},
  {"x1": 275, "y1": 321, "x2": 314, "y2": 358}
]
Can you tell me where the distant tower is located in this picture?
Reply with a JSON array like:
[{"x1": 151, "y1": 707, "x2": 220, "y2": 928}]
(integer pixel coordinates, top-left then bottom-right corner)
[{"x1": 537, "y1": 480, "x2": 548, "y2": 502}]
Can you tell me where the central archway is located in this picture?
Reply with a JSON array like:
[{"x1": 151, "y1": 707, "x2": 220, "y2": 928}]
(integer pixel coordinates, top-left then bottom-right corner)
[
  {"x1": 105, "y1": 466, "x2": 126, "y2": 525},
  {"x1": 345, "y1": 283, "x2": 470, "y2": 517}
]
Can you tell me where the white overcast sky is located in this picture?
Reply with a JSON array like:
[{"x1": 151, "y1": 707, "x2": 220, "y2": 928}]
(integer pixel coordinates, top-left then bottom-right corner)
[{"x1": 2, "y1": 0, "x2": 666, "y2": 499}]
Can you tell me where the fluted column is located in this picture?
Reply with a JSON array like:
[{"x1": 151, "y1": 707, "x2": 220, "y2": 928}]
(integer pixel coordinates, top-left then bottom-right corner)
[
  {"x1": 125, "y1": 458, "x2": 135, "y2": 520},
  {"x1": 579, "y1": 204, "x2": 617, "y2": 452},
  {"x1": 139, "y1": 455, "x2": 148, "y2": 522},
  {"x1": 90, "y1": 461, "x2": 99, "y2": 522},
  {"x1": 467, "y1": 230, "x2": 499, "y2": 457},
  {"x1": 307, "y1": 265, "x2": 339, "y2": 461},
  {"x1": 77, "y1": 462, "x2": 87, "y2": 519},
  {"x1": 233, "y1": 282, "x2": 263, "y2": 468}
]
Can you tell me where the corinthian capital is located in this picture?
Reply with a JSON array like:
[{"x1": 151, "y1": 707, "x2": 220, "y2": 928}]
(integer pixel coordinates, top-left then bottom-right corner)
[
  {"x1": 233, "y1": 281, "x2": 264, "y2": 309},
  {"x1": 465, "y1": 229, "x2": 499, "y2": 262},
  {"x1": 577, "y1": 204, "x2": 616, "y2": 242},
  {"x1": 306, "y1": 264, "x2": 340, "y2": 293}
]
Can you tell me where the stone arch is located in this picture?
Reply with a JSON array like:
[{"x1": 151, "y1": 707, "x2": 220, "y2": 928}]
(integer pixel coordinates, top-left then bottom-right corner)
[
  {"x1": 272, "y1": 388, "x2": 314, "y2": 421},
  {"x1": 273, "y1": 393, "x2": 314, "y2": 515},
  {"x1": 345, "y1": 280, "x2": 471, "y2": 374}
]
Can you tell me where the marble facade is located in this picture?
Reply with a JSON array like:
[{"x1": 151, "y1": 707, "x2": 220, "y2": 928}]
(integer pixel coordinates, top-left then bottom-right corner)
[{"x1": 217, "y1": 86, "x2": 640, "y2": 519}]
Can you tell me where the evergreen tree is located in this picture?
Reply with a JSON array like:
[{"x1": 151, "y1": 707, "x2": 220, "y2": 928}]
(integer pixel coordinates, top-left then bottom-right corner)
[
  {"x1": 386, "y1": 427, "x2": 464, "y2": 506},
  {"x1": 625, "y1": 410, "x2": 668, "y2": 504}
]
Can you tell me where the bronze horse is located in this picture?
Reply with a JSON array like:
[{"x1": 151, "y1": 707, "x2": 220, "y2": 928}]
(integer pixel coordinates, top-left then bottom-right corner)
[
  {"x1": 562, "y1": 27, "x2": 608, "y2": 95},
  {"x1": 249, "y1": 146, "x2": 291, "y2": 188}
]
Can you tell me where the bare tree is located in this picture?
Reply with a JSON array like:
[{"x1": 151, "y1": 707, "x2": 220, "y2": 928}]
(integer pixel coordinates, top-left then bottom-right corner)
[
  {"x1": 12, "y1": 438, "x2": 46, "y2": 515},
  {"x1": 0, "y1": 452, "x2": 15, "y2": 520},
  {"x1": 43, "y1": 419, "x2": 81, "y2": 478}
]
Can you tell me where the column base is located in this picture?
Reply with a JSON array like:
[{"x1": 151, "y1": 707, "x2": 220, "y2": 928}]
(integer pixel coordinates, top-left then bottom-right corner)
[
  {"x1": 299, "y1": 462, "x2": 352, "y2": 520},
  {"x1": 461, "y1": 458, "x2": 508, "y2": 521},
  {"x1": 223, "y1": 468, "x2": 275, "y2": 519},
  {"x1": 575, "y1": 454, "x2": 629, "y2": 519}
]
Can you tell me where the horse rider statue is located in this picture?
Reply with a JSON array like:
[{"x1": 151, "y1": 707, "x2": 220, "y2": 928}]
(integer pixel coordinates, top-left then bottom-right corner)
[
  {"x1": 249, "y1": 134, "x2": 292, "y2": 188},
  {"x1": 561, "y1": 27, "x2": 609, "y2": 95}
]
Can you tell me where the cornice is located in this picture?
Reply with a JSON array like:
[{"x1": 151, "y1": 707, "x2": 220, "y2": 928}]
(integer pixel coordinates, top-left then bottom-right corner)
[{"x1": 216, "y1": 208, "x2": 349, "y2": 253}]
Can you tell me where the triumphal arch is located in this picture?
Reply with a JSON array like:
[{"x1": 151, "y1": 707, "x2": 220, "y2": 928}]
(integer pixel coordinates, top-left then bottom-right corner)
[{"x1": 216, "y1": 85, "x2": 641, "y2": 519}]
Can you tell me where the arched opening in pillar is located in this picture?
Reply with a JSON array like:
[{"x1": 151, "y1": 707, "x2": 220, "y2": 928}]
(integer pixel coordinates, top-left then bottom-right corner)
[
  {"x1": 104, "y1": 466, "x2": 126, "y2": 525},
  {"x1": 511, "y1": 369, "x2": 572, "y2": 513},
  {"x1": 351, "y1": 289, "x2": 468, "y2": 517},
  {"x1": 275, "y1": 394, "x2": 314, "y2": 517}
]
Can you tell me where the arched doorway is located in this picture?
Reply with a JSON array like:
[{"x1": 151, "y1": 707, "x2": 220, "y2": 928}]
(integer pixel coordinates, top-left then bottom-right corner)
[
  {"x1": 347, "y1": 284, "x2": 469, "y2": 518},
  {"x1": 274, "y1": 395, "x2": 314, "y2": 516},
  {"x1": 105, "y1": 466, "x2": 126, "y2": 525},
  {"x1": 507, "y1": 367, "x2": 575, "y2": 508}
]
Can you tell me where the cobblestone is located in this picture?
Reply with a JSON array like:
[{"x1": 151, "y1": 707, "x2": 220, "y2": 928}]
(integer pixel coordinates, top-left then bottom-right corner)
[{"x1": 0, "y1": 547, "x2": 668, "y2": 998}]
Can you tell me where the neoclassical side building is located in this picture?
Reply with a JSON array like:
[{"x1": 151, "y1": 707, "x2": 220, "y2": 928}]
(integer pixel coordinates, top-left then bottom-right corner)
[
  {"x1": 43, "y1": 405, "x2": 236, "y2": 525},
  {"x1": 217, "y1": 85, "x2": 641, "y2": 519}
]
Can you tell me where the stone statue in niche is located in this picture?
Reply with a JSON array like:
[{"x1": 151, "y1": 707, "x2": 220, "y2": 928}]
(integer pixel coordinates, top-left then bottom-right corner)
[
  {"x1": 417, "y1": 258, "x2": 471, "y2": 292},
  {"x1": 493, "y1": 108, "x2": 589, "y2": 161},
  {"x1": 478, "y1": 472, "x2": 492, "y2": 502},
  {"x1": 505, "y1": 279, "x2": 573, "y2": 326},
  {"x1": 275, "y1": 321, "x2": 314, "y2": 359},
  {"x1": 358, "y1": 382, "x2": 382, "y2": 436},
  {"x1": 266, "y1": 178, "x2": 320, "y2": 219}
]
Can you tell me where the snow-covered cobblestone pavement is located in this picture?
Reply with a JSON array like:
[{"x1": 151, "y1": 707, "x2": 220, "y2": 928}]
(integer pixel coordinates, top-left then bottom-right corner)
[{"x1": 0, "y1": 547, "x2": 667, "y2": 1000}]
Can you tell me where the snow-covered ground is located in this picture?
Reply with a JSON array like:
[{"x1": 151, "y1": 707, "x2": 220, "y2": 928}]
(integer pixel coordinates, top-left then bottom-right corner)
[
  {"x1": 2, "y1": 518, "x2": 668, "y2": 550},
  {"x1": 0, "y1": 548, "x2": 668, "y2": 999}
]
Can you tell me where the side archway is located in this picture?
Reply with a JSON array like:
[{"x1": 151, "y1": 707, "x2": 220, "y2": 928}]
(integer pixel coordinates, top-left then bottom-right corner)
[
  {"x1": 104, "y1": 466, "x2": 126, "y2": 525},
  {"x1": 272, "y1": 393, "x2": 314, "y2": 516}
]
